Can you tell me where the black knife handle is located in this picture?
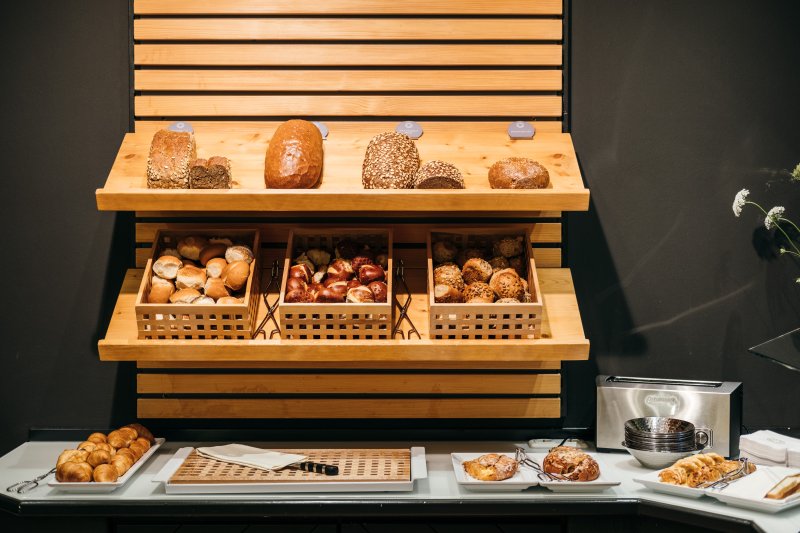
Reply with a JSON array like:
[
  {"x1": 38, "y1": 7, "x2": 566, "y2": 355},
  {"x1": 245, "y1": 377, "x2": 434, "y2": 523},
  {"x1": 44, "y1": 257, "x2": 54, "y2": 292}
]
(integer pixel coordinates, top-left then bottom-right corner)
[{"x1": 297, "y1": 461, "x2": 339, "y2": 476}]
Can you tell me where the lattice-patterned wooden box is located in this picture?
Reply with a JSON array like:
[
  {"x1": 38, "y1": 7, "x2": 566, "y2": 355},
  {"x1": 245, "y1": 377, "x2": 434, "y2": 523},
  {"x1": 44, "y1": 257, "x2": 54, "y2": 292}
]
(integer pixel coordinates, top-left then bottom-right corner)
[
  {"x1": 135, "y1": 228, "x2": 260, "y2": 339},
  {"x1": 279, "y1": 228, "x2": 393, "y2": 340},
  {"x1": 427, "y1": 227, "x2": 543, "y2": 340}
]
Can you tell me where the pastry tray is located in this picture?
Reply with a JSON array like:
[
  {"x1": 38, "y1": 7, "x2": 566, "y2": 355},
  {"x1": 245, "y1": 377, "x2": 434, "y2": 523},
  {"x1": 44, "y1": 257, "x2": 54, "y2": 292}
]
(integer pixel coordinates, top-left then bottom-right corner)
[
  {"x1": 48, "y1": 438, "x2": 165, "y2": 493},
  {"x1": 153, "y1": 447, "x2": 427, "y2": 494}
]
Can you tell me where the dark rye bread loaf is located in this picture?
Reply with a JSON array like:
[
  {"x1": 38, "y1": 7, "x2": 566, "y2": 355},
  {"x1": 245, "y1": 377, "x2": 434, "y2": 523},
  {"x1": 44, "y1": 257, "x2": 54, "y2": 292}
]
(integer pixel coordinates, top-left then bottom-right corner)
[
  {"x1": 189, "y1": 156, "x2": 232, "y2": 189},
  {"x1": 413, "y1": 160, "x2": 464, "y2": 189},
  {"x1": 362, "y1": 132, "x2": 420, "y2": 189},
  {"x1": 488, "y1": 157, "x2": 550, "y2": 189},
  {"x1": 264, "y1": 119, "x2": 323, "y2": 189},
  {"x1": 147, "y1": 129, "x2": 197, "y2": 189}
]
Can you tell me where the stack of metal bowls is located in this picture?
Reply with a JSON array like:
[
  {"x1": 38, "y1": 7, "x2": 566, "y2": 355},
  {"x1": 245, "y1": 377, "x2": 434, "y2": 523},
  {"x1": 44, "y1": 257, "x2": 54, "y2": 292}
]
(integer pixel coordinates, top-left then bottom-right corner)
[{"x1": 622, "y1": 417, "x2": 705, "y2": 468}]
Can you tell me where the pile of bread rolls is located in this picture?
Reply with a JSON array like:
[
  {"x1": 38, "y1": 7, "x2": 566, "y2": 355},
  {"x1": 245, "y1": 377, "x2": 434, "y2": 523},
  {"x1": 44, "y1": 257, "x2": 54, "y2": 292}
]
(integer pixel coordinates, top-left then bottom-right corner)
[
  {"x1": 432, "y1": 235, "x2": 533, "y2": 304},
  {"x1": 55, "y1": 423, "x2": 156, "y2": 483},
  {"x1": 284, "y1": 239, "x2": 389, "y2": 304},
  {"x1": 148, "y1": 235, "x2": 254, "y2": 305}
]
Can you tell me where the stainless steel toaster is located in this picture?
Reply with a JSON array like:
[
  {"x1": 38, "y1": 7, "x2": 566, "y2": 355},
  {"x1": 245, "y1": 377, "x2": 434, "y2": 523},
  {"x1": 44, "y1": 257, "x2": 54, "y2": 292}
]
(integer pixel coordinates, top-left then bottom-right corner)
[{"x1": 596, "y1": 376, "x2": 743, "y2": 457}]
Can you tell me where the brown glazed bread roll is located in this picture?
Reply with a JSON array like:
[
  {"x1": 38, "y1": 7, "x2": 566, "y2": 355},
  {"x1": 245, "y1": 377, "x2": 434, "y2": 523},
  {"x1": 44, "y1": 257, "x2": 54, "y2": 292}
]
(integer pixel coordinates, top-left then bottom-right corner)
[
  {"x1": 488, "y1": 157, "x2": 550, "y2": 189},
  {"x1": 92, "y1": 463, "x2": 120, "y2": 483},
  {"x1": 189, "y1": 156, "x2": 232, "y2": 189},
  {"x1": 56, "y1": 461, "x2": 93, "y2": 482},
  {"x1": 362, "y1": 132, "x2": 420, "y2": 189},
  {"x1": 412, "y1": 160, "x2": 465, "y2": 189},
  {"x1": 265, "y1": 119, "x2": 323, "y2": 188},
  {"x1": 146, "y1": 129, "x2": 197, "y2": 189}
]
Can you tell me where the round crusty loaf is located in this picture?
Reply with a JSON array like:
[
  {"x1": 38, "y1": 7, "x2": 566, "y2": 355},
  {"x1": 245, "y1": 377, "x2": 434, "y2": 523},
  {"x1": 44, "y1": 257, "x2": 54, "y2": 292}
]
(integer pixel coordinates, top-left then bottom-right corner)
[
  {"x1": 362, "y1": 132, "x2": 420, "y2": 189},
  {"x1": 265, "y1": 119, "x2": 323, "y2": 189},
  {"x1": 488, "y1": 157, "x2": 550, "y2": 189},
  {"x1": 412, "y1": 160, "x2": 464, "y2": 189}
]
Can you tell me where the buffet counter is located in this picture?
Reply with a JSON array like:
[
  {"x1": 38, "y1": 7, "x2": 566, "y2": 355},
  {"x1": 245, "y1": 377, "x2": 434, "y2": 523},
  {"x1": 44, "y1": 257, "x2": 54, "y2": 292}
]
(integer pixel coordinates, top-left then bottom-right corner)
[{"x1": 1, "y1": 440, "x2": 797, "y2": 533}]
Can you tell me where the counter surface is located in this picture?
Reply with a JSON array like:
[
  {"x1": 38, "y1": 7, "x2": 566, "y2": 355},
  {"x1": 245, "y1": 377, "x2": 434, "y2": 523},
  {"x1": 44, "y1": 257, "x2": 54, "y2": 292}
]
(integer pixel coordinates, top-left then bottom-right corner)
[{"x1": 1, "y1": 440, "x2": 798, "y2": 532}]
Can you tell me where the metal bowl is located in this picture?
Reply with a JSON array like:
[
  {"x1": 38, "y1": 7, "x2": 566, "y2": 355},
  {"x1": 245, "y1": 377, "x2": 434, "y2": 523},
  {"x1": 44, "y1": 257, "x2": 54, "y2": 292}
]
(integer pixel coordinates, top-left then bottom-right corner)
[
  {"x1": 622, "y1": 442, "x2": 703, "y2": 469},
  {"x1": 624, "y1": 417, "x2": 696, "y2": 437}
]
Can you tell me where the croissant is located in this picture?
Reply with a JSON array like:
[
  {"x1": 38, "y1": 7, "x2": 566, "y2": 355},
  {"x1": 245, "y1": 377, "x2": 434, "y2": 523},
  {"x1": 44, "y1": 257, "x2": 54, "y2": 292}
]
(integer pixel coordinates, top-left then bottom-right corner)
[
  {"x1": 56, "y1": 461, "x2": 93, "y2": 482},
  {"x1": 77, "y1": 441, "x2": 97, "y2": 452},
  {"x1": 56, "y1": 449, "x2": 88, "y2": 468},
  {"x1": 110, "y1": 454, "x2": 133, "y2": 477},
  {"x1": 87, "y1": 449, "x2": 112, "y2": 468},
  {"x1": 115, "y1": 448, "x2": 137, "y2": 463},
  {"x1": 118, "y1": 427, "x2": 138, "y2": 441},
  {"x1": 128, "y1": 442, "x2": 147, "y2": 460},
  {"x1": 87, "y1": 432, "x2": 107, "y2": 444},
  {"x1": 134, "y1": 437, "x2": 151, "y2": 451},
  {"x1": 93, "y1": 442, "x2": 115, "y2": 455},
  {"x1": 107, "y1": 430, "x2": 130, "y2": 449},
  {"x1": 125, "y1": 423, "x2": 155, "y2": 444},
  {"x1": 92, "y1": 463, "x2": 119, "y2": 483},
  {"x1": 659, "y1": 453, "x2": 755, "y2": 488}
]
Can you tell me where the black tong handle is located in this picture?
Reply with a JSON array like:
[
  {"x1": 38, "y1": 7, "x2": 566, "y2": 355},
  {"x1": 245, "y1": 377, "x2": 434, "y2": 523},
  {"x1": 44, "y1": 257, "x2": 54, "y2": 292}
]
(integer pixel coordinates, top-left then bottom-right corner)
[{"x1": 295, "y1": 461, "x2": 339, "y2": 476}]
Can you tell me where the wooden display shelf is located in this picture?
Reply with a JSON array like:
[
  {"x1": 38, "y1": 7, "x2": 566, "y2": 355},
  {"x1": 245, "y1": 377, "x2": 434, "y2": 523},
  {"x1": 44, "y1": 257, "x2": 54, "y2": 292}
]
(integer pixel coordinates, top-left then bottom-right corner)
[
  {"x1": 96, "y1": 121, "x2": 589, "y2": 214},
  {"x1": 99, "y1": 252, "x2": 588, "y2": 364}
]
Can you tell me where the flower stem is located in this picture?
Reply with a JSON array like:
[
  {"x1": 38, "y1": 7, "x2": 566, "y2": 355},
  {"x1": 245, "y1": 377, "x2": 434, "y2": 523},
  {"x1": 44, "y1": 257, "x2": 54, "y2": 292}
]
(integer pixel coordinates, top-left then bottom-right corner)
[{"x1": 745, "y1": 201, "x2": 800, "y2": 256}]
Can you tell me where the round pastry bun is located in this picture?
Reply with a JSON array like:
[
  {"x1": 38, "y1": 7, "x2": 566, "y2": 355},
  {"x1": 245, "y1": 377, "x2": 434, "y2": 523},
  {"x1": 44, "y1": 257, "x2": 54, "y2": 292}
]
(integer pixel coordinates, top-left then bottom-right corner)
[
  {"x1": 225, "y1": 245, "x2": 254, "y2": 265},
  {"x1": 92, "y1": 463, "x2": 119, "y2": 483},
  {"x1": 170, "y1": 288, "x2": 202, "y2": 304},
  {"x1": 177, "y1": 235, "x2": 208, "y2": 260},
  {"x1": 148, "y1": 275, "x2": 175, "y2": 304},
  {"x1": 56, "y1": 461, "x2": 93, "y2": 482},
  {"x1": 153, "y1": 255, "x2": 183, "y2": 280},
  {"x1": 223, "y1": 261, "x2": 250, "y2": 291},
  {"x1": 176, "y1": 265, "x2": 207, "y2": 290},
  {"x1": 204, "y1": 277, "x2": 230, "y2": 301},
  {"x1": 206, "y1": 257, "x2": 227, "y2": 279},
  {"x1": 199, "y1": 243, "x2": 227, "y2": 266}
]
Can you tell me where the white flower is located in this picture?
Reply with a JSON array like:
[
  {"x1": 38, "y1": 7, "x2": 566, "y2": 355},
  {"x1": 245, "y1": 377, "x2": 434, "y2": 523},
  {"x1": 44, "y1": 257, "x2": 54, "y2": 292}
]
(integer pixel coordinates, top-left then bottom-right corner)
[
  {"x1": 732, "y1": 189, "x2": 749, "y2": 217},
  {"x1": 765, "y1": 206, "x2": 785, "y2": 230}
]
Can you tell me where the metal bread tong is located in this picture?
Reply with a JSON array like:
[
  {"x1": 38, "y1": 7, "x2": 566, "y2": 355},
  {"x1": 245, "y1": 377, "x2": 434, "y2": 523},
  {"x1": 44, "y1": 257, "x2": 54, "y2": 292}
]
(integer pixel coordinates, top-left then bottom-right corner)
[
  {"x1": 515, "y1": 448, "x2": 567, "y2": 482},
  {"x1": 6, "y1": 467, "x2": 56, "y2": 494},
  {"x1": 392, "y1": 260, "x2": 420, "y2": 339},
  {"x1": 699, "y1": 458, "x2": 753, "y2": 490},
  {"x1": 252, "y1": 260, "x2": 282, "y2": 339}
]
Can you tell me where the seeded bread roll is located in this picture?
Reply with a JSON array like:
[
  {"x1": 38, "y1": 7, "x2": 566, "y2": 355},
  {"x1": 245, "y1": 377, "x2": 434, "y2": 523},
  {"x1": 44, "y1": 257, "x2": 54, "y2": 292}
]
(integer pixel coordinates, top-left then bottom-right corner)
[
  {"x1": 189, "y1": 156, "x2": 232, "y2": 189},
  {"x1": 362, "y1": 132, "x2": 420, "y2": 189},
  {"x1": 488, "y1": 157, "x2": 550, "y2": 189},
  {"x1": 146, "y1": 129, "x2": 197, "y2": 189},
  {"x1": 413, "y1": 160, "x2": 465, "y2": 189},
  {"x1": 463, "y1": 282, "x2": 495, "y2": 304},
  {"x1": 265, "y1": 119, "x2": 323, "y2": 189}
]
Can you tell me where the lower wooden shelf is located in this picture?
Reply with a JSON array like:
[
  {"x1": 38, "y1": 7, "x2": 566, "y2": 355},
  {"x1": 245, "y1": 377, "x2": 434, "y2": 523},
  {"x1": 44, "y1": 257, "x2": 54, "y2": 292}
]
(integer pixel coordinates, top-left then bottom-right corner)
[{"x1": 98, "y1": 264, "x2": 588, "y2": 365}]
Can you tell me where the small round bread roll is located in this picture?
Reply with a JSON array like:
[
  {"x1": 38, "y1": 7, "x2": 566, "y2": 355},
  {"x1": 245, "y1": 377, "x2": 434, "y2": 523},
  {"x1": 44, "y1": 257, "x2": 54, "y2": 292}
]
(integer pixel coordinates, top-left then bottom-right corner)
[
  {"x1": 129, "y1": 442, "x2": 147, "y2": 460},
  {"x1": 432, "y1": 241, "x2": 458, "y2": 264},
  {"x1": 225, "y1": 245, "x2": 254, "y2": 265},
  {"x1": 508, "y1": 256, "x2": 524, "y2": 277},
  {"x1": 204, "y1": 277, "x2": 230, "y2": 301},
  {"x1": 56, "y1": 461, "x2": 93, "y2": 483},
  {"x1": 496, "y1": 297, "x2": 521, "y2": 304},
  {"x1": 222, "y1": 260, "x2": 250, "y2": 291},
  {"x1": 488, "y1": 157, "x2": 550, "y2": 189},
  {"x1": 346, "y1": 285, "x2": 375, "y2": 303},
  {"x1": 92, "y1": 463, "x2": 119, "y2": 483},
  {"x1": 205, "y1": 257, "x2": 228, "y2": 279},
  {"x1": 152, "y1": 255, "x2": 183, "y2": 280},
  {"x1": 148, "y1": 275, "x2": 175, "y2": 304},
  {"x1": 209, "y1": 237, "x2": 233, "y2": 247},
  {"x1": 493, "y1": 236, "x2": 525, "y2": 258},
  {"x1": 87, "y1": 432, "x2": 107, "y2": 444},
  {"x1": 176, "y1": 265, "x2": 207, "y2": 290},
  {"x1": 217, "y1": 296, "x2": 244, "y2": 305},
  {"x1": 193, "y1": 296, "x2": 216, "y2": 305},
  {"x1": 489, "y1": 269, "x2": 525, "y2": 301},
  {"x1": 177, "y1": 235, "x2": 208, "y2": 260},
  {"x1": 161, "y1": 248, "x2": 181, "y2": 259},
  {"x1": 463, "y1": 282, "x2": 495, "y2": 303},
  {"x1": 170, "y1": 288, "x2": 202, "y2": 304},
  {"x1": 434, "y1": 284, "x2": 463, "y2": 303},
  {"x1": 134, "y1": 437, "x2": 151, "y2": 451},
  {"x1": 110, "y1": 455, "x2": 133, "y2": 477},
  {"x1": 87, "y1": 449, "x2": 112, "y2": 468},
  {"x1": 462, "y1": 258, "x2": 493, "y2": 284},
  {"x1": 115, "y1": 448, "x2": 137, "y2": 463},
  {"x1": 125, "y1": 423, "x2": 155, "y2": 444},
  {"x1": 77, "y1": 441, "x2": 97, "y2": 452},
  {"x1": 56, "y1": 449, "x2": 88, "y2": 468},
  {"x1": 412, "y1": 160, "x2": 465, "y2": 189},
  {"x1": 107, "y1": 430, "x2": 131, "y2": 449},
  {"x1": 488, "y1": 256, "x2": 510, "y2": 274},
  {"x1": 457, "y1": 248, "x2": 484, "y2": 267},
  {"x1": 198, "y1": 243, "x2": 227, "y2": 266},
  {"x1": 433, "y1": 263, "x2": 465, "y2": 292}
]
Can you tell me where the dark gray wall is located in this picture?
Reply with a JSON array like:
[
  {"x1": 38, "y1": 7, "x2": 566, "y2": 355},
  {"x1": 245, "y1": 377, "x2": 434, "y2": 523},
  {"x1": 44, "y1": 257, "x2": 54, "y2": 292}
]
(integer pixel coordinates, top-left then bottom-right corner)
[{"x1": 1, "y1": 0, "x2": 799, "y2": 455}]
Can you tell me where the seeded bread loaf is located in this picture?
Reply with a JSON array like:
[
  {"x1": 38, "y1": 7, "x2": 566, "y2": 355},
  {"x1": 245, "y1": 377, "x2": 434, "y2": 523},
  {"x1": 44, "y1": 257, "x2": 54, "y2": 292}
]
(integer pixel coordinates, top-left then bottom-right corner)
[
  {"x1": 412, "y1": 160, "x2": 465, "y2": 189},
  {"x1": 488, "y1": 157, "x2": 550, "y2": 189},
  {"x1": 265, "y1": 119, "x2": 323, "y2": 189},
  {"x1": 362, "y1": 132, "x2": 420, "y2": 189},
  {"x1": 189, "y1": 156, "x2": 232, "y2": 189},
  {"x1": 146, "y1": 129, "x2": 197, "y2": 189}
]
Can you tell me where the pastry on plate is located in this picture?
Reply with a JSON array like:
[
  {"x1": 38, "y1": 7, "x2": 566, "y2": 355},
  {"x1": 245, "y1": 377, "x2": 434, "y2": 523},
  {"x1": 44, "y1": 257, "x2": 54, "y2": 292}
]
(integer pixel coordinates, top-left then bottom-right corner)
[
  {"x1": 658, "y1": 453, "x2": 755, "y2": 488},
  {"x1": 463, "y1": 453, "x2": 519, "y2": 481},
  {"x1": 543, "y1": 446, "x2": 600, "y2": 481}
]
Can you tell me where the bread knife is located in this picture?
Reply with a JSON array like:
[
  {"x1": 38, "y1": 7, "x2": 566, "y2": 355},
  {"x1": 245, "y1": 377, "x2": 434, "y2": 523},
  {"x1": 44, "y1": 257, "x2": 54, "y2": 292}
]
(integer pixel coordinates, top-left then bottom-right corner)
[{"x1": 287, "y1": 461, "x2": 339, "y2": 476}]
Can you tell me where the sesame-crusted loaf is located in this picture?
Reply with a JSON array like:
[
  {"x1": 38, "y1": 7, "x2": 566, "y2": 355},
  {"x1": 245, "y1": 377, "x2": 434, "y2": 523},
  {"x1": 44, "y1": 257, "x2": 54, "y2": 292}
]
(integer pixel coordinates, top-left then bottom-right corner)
[
  {"x1": 362, "y1": 132, "x2": 420, "y2": 189},
  {"x1": 147, "y1": 129, "x2": 197, "y2": 189},
  {"x1": 412, "y1": 160, "x2": 465, "y2": 189}
]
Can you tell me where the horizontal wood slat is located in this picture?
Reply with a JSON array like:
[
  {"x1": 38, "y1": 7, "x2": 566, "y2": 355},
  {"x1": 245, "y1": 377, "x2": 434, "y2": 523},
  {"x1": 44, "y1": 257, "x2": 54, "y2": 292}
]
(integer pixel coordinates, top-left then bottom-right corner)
[
  {"x1": 134, "y1": 0, "x2": 563, "y2": 16},
  {"x1": 134, "y1": 44, "x2": 563, "y2": 66},
  {"x1": 135, "y1": 95, "x2": 562, "y2": 118},
  {"x1": 134, "y1": 18, "x2": 563, "y2": 41},
  {"x1": 137, "y1": 398, "x2": 561, "y2": 418},
  {"x1": 136, "y1": 361, "x2": 562, "y2": 370},
  {"x1": 137, "y1": 373, "x2": 561, "y2": 395},
  {"x1": 134, "y1": 69, "x2": 563, "y2": 92}
]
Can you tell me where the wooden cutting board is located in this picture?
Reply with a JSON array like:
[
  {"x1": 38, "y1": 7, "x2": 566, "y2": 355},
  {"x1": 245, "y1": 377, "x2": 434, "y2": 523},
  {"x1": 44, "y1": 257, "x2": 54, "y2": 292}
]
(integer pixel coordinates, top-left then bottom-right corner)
[{"x1": 169, "y1": 448, "x2": 411, "y2": 484}]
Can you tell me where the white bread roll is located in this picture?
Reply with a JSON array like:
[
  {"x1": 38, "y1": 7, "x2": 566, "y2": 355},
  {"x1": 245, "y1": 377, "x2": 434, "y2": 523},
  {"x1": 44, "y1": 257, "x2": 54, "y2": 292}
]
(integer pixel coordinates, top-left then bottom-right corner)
[
  {"x1": 209, "y1": 237, "x2": 233, "y2": 246},
  {"x1": 225, "y1": 245, "x2": 254, "y2": 265},
  {"x1": 222, "y1": 260, "x2": 250, "y2": 291},
  {"x1": 177, "y1": 235, "x2": 208, "y2": 260},
  {"x1": 148, "y1": 275, "x2": 175, "y2": 303},
  {"x1": 153, "y1": 255, "x2": 183, "y2": 280},
  {"x1": 193, "y1": 296, "x2": 216, "y2": 305},
  {"x1": 176, "y1": 265, "x2": 207, "y2": 290},
  {"x1": 162, "y1": 248, "x2": 181, "y2": 259},
  {"x1": 169, "y1": 288, "x2": 201, "y2": 304},
  {"x1": 217, "y1": 296, "x2": 244, "y2": 305},
  {"x1": 206, "y1": 257, "x2": 227, "y2": 279},
  {"x1": 204, "y1": 277, "x2": 230, "y2": 301}
]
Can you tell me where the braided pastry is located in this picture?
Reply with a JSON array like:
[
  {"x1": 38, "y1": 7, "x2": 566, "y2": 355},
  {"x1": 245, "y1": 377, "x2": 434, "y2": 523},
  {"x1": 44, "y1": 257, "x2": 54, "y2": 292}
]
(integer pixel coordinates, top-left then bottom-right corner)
[{"x1": 658, "y1": 453, "x2": 755, "y2": 488}]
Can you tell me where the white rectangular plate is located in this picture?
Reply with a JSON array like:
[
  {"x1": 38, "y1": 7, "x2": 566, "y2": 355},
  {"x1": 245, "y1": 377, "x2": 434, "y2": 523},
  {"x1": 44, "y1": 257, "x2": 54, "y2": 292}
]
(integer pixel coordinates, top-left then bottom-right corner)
[
  {"x1": 529, "y1": 453, "x2": 620, "y2": 493},
  {"x1": 451, "y1": 452, "x2": 539, "y2": 491},
  {"x1": 48, "y1": 438, "x2": 164, "y2": 493},
  {"x1": 706, "y1": 467, "x2": 800, "y2": 514},
  {"x1": 633, "y1": 468, "x2": 707, "y2": 499},
  {"x1": 157, "y1": 447, "x2": 427, "y2": 494}
]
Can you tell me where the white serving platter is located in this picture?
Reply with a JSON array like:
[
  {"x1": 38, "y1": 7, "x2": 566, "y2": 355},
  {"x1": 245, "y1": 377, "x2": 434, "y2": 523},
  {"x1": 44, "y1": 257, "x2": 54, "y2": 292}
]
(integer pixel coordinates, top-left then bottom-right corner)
[
  {"x1": 633, "y1": 468, "x2": 708, "y2": 499},
  {"x1": 155, "y1": 447, "x2": 427, "y2": 494},
  {"x1": 527, "y1": 453, "x2": 620, "y2": 493},
  {"x1": 706, "y1": 467, "x2": 800, "y2": 514},
  {"x1": 48, "y1": 438, "x2": 165, "y2": 493},
  {"x1": 451, "y1": 452, "x2": 539, "y2": 491}
]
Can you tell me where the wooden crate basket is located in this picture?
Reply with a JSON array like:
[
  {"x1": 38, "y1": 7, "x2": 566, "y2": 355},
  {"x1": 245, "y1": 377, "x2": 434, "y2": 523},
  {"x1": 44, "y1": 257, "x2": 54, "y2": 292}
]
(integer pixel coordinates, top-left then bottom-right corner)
[
  {"x1": 135, "y1": 228, "x2": 261, "y2": 340},
  {"x1": 427, "y1": 227, "x2": 543, "y2": 340},
  {"x1": 279, "y1": 228, "x2": 393, "y2": 340}
]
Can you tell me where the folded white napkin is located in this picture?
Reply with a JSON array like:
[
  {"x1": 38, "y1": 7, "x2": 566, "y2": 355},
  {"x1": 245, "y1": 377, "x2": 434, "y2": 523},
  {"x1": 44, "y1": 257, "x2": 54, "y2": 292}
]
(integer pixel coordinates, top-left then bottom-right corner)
[
  {"x1": 196, "y1": 444, "x2": 306, "y2": 471},
  {"x1": 740, "y1": 431, "x2": 800, "y2": 465}
]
